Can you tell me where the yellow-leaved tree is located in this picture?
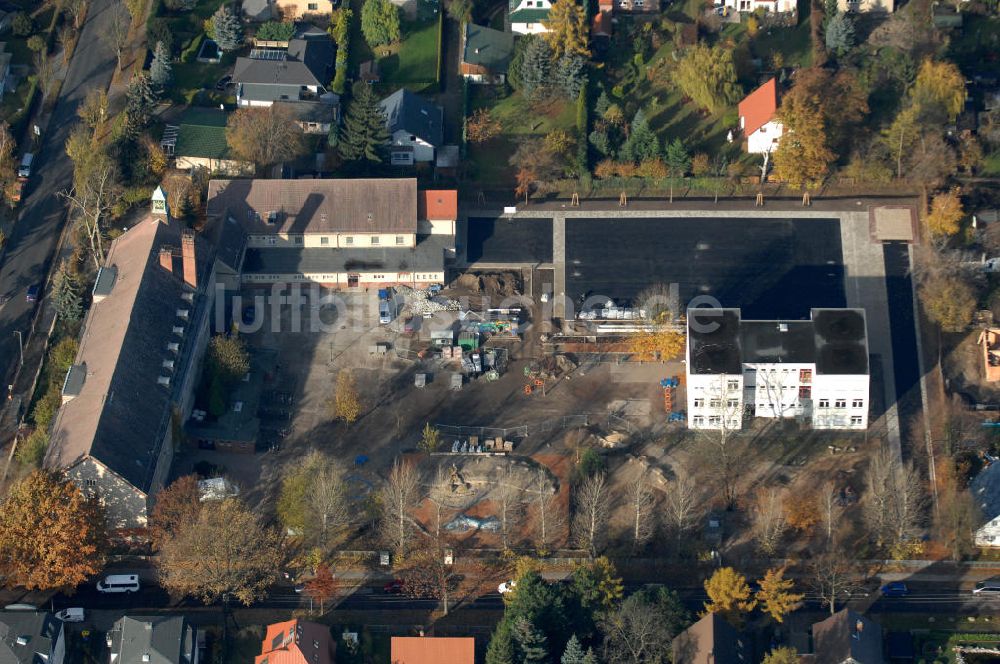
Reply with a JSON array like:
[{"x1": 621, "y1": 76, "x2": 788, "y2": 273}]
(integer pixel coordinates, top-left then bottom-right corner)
[
  {"x1": 704, "y1": 567, "x2": 757, "y2": 626},
  {"x1": 755, "y1": 567, "x2": 804, "y2": 623},
  {"x1": 541, "y1": 0, "x2": 589, "y2": 59},
  {"x1": 773, "y1": 91, "x2": 835, "y2": 188},
  {"x1": 910, "y1": 59, "x2": 966, "y2": 124},
  {"x1": 628, "y1": 330, "x2": 685, "y2": 361},
  {"x1": 926, "y1": 188, "x2": 964, "y2": 238},
  {"x1": 332, "y1": 370, "x2": 362, "y2": 426}
]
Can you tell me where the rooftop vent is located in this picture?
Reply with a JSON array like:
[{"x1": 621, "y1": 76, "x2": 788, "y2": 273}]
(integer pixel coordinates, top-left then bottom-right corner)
[
  {"x1": 173, "y1": 326, "x2": 185, "y2": 336},
  {"x1": 182, "y1": 292, "x2": 195, "y2": 303},
  {"x1": 778, "y1": 323, "x2": 788, "y2": 332},
  {"x1": 142, "y1": 655, "x2": 151, "y2": 663},
  {"x1": 62, "y1": 363, "x2": 88, "y2": 404},
  {"x1": 167, "y1": 342, "x2": 180, "y2": 353},
  {"x1": 267, "y1": 211, "x2": 279, "y2": 224},
  {"x1": 367, "y1": 212, "x2": 374, "y2": 223},
  {"x1": 162, "y1": 360, "x2": 175, "y2": 370},
  {"x1": 177, "y1": 309, "x2": 190, "y2": 320},
  {"x1": 157, "y1": 376, "x2": 171, "y2": 387},
  {"x1": 92, "y1": 265, "x2": 118, "y2": 303},
  {"x1": 15, "y1": 636, "x2": 28, "y2": 646}
]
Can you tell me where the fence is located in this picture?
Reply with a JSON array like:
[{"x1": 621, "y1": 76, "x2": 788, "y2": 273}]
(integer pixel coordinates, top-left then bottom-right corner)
[{"x1": 435, "y1": 412, "x2": 633, "y2": 440}]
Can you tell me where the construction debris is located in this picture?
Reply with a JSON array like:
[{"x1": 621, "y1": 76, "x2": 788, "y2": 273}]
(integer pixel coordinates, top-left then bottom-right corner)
[{"x1": 396, "y1": 285, "x2": 461, "y2": 316}]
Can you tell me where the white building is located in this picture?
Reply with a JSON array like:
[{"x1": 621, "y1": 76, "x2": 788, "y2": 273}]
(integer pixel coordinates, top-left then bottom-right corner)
[
  {"x1": 686, "y1": 308, "x2": 870, "y2": 431},
  {"x1": 972, "y1": 462, "x2": 1000, "y2": 547},
  {"x1": 738, "y1": 78, "x2": 784, "y2": 155},
  {"x1": 380, "y1": 89, "x2": 443, "y2": 166},
  {"x1": 509, "y1": 0, "x2": 551, "y2": 34},
  {"x1": 724, "y1": 0, "x2": 795, "y2": 12}
]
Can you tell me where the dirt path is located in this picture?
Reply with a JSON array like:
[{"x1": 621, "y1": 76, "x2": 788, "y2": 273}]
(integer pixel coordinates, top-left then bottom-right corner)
[{"x1": 433, "y1": 14, "x2": 463, "y2": 145}]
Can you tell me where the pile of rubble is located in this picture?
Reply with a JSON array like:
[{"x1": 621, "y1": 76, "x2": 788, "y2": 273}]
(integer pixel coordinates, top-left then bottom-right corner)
[{"x1": 397, "y1": 286, "x2": 461, "y2": 316}]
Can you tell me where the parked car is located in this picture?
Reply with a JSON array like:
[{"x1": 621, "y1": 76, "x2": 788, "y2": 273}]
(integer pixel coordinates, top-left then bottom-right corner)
[
  {"x1": 17, "y1": 153, "x2": 33, "y2": 179},
  {"x1": 96, "y1": 574, "x2": 140, "y2": 593},
  {"x1": 55, "y1": 608, "x2": 85, "y2": 623},
  {"x1": 215, "y1": 75, "x2": 232, "y2": 90},
  {"x1": 880, "y1": 582, "x2": 909, "y2": 597},
  {"x1": 383, "y1": 579, "x2": 404, "y2": 594},
  {"x1": 973, "y1": 577, "x2": 1000, "y2": 594},
  {"x1": 25, "y1": 284, "x2": 39, "y2": 302}
]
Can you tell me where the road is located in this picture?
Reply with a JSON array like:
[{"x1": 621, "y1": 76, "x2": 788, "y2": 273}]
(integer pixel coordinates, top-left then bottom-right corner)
[{"x1": 0, "y1": 0, "x2": 118, "y2": 396}]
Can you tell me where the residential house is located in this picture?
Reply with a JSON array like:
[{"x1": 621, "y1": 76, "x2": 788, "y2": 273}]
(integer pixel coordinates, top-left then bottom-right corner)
[
  {"x1": 461, "y1": 23, "x2": 515, "y2": 84},
  {"x1": 811, "y1": 609, "x2": 885, "y2": 664},
  {"x1": 274, "y1": 98, "x2": 340, "y2": 134},
  {"x1": 45, "y1": 189, "x2": 215, "y2": 531},
  {"x1": 971, "y1": 461, "x2": 1000, "y2": 547},
  {"x1": 0, "y1": 43, "x2": 12, "y2": 97},
  {"x1": 0, "y1": 612, "x2": 65, "y2": 664},
  {"x1": 390, "y1": 637, "x2": 475, "y2": 664},
  {"x1": 233, "y1": 33, "x2": 334, "y2": 107},
  {"x1": 837, "y1": 0, "x2": 893, "y2": 11},
  {"x1": 167, "y1": 108, "x2": 254, "y2": 176},
  {"x1": 242, "y1": 0, "x2": 273, "y2": 20},
  {"x1": 205, "y1": 178, "x2": 457, "y2": 287},
  {"x1": 273, "y1": 0, "x2": 335, "y2": 19},
  {"x1": 686, "y1": 308, "x2": 870, "y2": 431},
  {"x1": 380, "y1": 88, "x2": 443, "y2": 165},
  {"x1": 509, "y1": 0, "x2": 550, "y2": 34},
  {"x1": 671, "y1": 613, "x2": 748, "y2": 664},
  {"x1": 255, "y1": 620, "x2": 335, "y2": 664},
  {"x1": 723, "y1": 0, "x2": 795, "y2": 13},
  {"x1": 107, "y1": 615, "x2": 199, "y2": 664},
  {"x1": 738, "y1": 78, "x2": 783, "y2": 154}
]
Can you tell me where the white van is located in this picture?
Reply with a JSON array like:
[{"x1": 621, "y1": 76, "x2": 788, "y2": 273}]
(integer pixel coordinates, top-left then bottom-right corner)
[
  {"x1": 17, "y1": 153, "x2": 33, "y2": 179},
  {"x1": 973, "y1": 577, "x2": 1000, "y2": 594},
  {"x1": 96, "y1": 574, "x2": 140, "y2": 593},
  {"x1": 379, "y1": 300, "x2": 393, "y2": 325}
]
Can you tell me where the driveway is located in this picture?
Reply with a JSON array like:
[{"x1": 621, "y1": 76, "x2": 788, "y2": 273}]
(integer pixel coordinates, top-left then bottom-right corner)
[{"x1": 0, "y1": 0, "x2": 118, "y2": 397}]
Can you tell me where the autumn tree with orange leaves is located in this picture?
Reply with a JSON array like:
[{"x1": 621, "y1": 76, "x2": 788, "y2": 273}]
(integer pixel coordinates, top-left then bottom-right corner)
[
  {"x1": 467, "y1": 109, "x2": 502, "y2": 144},
  {"x1": 305, "y1": 564, "x2": 339, "y2": 614},
  {"x1": 149, "y1": 474, "x2": 202, "y2": 551},
  {"x1": 628, "y1": 330, "x2": 684, "y2": 361},
  {"x1": 0, "y1": 471, "x2": 107, "y2": 590}
]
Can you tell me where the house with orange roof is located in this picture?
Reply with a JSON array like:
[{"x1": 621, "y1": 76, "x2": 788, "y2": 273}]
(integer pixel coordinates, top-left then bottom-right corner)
[
  {"x1": 255, "y1": 619, "x2": 336, "y2": 664},
  {"x1": 591, "y1": 10, "x2": 612, "y2": 38},
  {"x1": 390, "y1": 636, "x2": 475, "y2": 664},
  {"x1": 737, "y1": 78, "x2": 784, "y2": 155}
]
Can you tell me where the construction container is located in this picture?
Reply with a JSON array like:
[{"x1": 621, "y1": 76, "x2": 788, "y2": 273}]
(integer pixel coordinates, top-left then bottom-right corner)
[{"x1": 458, "y1": 331, "x2": 479, "y2": 351}]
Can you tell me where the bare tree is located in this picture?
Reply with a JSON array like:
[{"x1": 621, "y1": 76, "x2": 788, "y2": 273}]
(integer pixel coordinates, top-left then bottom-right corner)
[
  {"x1": 59, "y1": 156, "x2": 121, "y2": 269},
  {"x1": 818, "y1": 480, "x2": 842, "y2": 545},
  {"x1": 693, "y1": 375, "x2": 746, "y2": 509},
  {"x1": 529, "y1": 468, "x2": 563, "y2": 554},
  {"x1": 425, "y1": 465, "x2": 450, "y2": 541},
  {"x1": 493, "y1": 466, "x2": 523, "y2": 551},
  {"x1": 755, "y1": 368, "x2": 790, "y2": 419},
  {"x1": 573, "y1": 473, "x2": 610, "y2": 556},
  {"x1": 64, "y1": 0, "x2": 87, "y2": 29},
  {"x1": 810, "y1": 552, "x2": 862, "y2": 615},
  {"x1": 600, "y1": 592, "x2": 673, "y2": 664},
  {"x1": 307, "y1": 453, "x2": 350, "y2": 547},
  {"x1": 106, "y1": 2, "x2": 130, "y2": 72},
  {"x1": 628, "y1": 473, "x2": 657, "y2": 552},
  {"x1": 379, "y1": 460, "x2": 420, "y2": 555},
  {"x1": 34, "y1": 52, "x2": 57, "y2": 104},
  {"x1": 750, "y1": 486, "x2": 788, "y2": 555},
  {"x1": 663, "y1": 471, "x2": 700, "y2": 550},
  {"x1": 863, "y1": 445, "x2": 926, "y2": 552}
]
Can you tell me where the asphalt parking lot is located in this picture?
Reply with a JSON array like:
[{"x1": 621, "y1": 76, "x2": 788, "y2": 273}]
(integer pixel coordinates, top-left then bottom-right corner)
[
  {"x1": 565, "y1": 217, "x2": 846, "y2": 319},
  {"x1": 467, "y1": 217, "x2": 553, "y2": 263}
]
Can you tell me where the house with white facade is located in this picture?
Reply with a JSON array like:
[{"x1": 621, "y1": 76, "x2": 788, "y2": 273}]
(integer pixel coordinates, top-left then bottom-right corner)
[
  {"x1": 205, "y1": 178, "x2": 457, "y2": 288},
  {"x1": 509, "y1": 0, "x2": 551, "y2": 34},
  {"x1": 233, "y1": 29, "x2": 337, "y2": 111},
  {"x1": 972, "y1": 462, "x2": 1000, "y2": 547},
  {"x1": 686, "y1": 308, "x2": 870, "y2": 431},
  {"x1": 380, "y1": 89, "x2": 444, "y2": 166},
  {"x1": 45, "y1": 191, "x2": 215, "y2": 532},
  {"x1": 738, "y1": 78, "x2": 784, "y2": 155},
  {"x1": 724, "y1": 0, "x2": 794, "y2": 12}
]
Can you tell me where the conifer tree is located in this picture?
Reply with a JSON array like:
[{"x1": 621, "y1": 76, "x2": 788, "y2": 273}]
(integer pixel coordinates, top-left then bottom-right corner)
[{"x1": 338, "y1": 82, "x2": 389, "y2": 165}]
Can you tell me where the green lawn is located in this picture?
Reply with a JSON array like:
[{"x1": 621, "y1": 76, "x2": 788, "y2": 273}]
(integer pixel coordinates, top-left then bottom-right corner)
[
  {"x1": 376, "y1": 15, "x2": 441, "y2": 92},
  {"x1": 171, "y1": 51, "x2": 238, "y2": 104},
  {"x1": 983, "y1": 151, "x2": 1000, "y2": 177},
  {"x1": 1, "y1": 78, "x2": 34, "y2": 124},
  {"x1": 751, "y1": 20, "x2": 813, "y2": 68}
]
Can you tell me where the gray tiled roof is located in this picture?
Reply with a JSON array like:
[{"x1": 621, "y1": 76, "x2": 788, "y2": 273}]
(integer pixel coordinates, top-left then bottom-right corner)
[
  {"x1": 0, "y1": 612, "x2": 61, "y2": 664},
  {"x1": 45, "y1": 217, "x2": 213, "y2": 493},
  {"x1": 463, "y1": 23, "x2": 514, "y2": 72},
  {"x1": 109, "y1": 615, "x2": 196, "y2": 664},
  {"x1": 380, "y1": 89, "x2": 443, "y2": 148},
  {"x1": 206, "y1": 178, "x2": 418, "y2": 234},
  {"x1": 232, "y1": 36, "x2": 333, "y2": 90},
  {"x1": 812, "y1": 610, "x2": 884, "y2": 664}
]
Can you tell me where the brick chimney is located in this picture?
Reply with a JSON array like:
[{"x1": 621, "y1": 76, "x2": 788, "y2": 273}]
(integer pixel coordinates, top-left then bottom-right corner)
[
  {"x1": 159, "y1": 245, "x2": 175, "y2": 274},
  {"x1": 181, "y1": 230, "x2": 197, "y2": 289}
]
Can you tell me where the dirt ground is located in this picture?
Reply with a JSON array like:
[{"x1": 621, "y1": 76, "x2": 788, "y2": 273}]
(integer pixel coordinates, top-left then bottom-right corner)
[{"x1": 169, "y1": 282, "x2": 883, "y2": 557}]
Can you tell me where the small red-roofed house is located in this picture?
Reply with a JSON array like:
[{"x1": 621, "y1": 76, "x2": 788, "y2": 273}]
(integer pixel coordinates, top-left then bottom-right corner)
[
  {"x1": 391, "y1": 636, "x2": 475, "y2": 664},
  {"x1": 256, "y1": 619, "x2": 336, "y2": 664},
  {"x1": 738, "y1": 78, "x2": 784, "y2": 155}
]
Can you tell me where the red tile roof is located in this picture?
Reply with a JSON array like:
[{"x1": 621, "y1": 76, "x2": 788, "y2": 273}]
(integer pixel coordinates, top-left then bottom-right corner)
[
  {"x1": 391, "y1": 637, "x2": 475, "y2": 664},
  {"x1": 419, "y1": 190, "x2": 458, "y2": 221},
  {"x1": 738, "y1": 78, "x2": 778, "y2": 137},
  {"x1": 256, "y1": 619, "x2": 336, "y2": 664}
]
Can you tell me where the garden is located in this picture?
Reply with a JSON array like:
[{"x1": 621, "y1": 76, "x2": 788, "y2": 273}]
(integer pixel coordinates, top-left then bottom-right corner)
[{"x1": 347, "y1": 0, "x2": 443, "y2": 93}]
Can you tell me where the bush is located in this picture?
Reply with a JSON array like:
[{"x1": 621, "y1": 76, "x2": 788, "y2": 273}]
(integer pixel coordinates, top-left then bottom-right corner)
[
  {"x1": 12, "y1": 12, "x2": 33, "y2": 37},
  {"x1": 256, "y1": 21, "x2": 295, "y2": 42},
  {"x1": 148, "y1": 18, "x2": 174, "y2": 52},
  {"x1": 577, "y1": 448, "x2": 605, "y2": 479},
  {"x1": 180, "y1": 33, "x2": 204, "y2": 63},
  {"x1": 16, "y1": 429, "x2": 49, "y2": 466}
]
